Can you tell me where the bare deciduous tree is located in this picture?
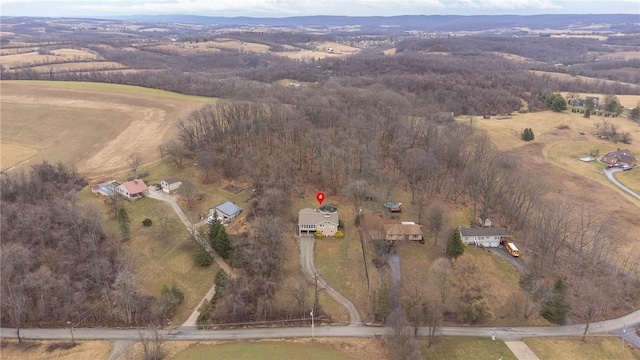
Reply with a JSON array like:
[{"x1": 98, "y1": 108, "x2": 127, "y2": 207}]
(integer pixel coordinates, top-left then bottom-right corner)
[
  {"x1": 179, "y1": 179, "x2": 198, "y2": 210},
  {"x1": 139, "y1": 325, "x2": 165, "y2": 360},
  {"x1": 127, "y1": 152, "x2": 142, "y2": 173},
  {"x1": 153, "y1": 207, "x2": 176, "y2": 240}
]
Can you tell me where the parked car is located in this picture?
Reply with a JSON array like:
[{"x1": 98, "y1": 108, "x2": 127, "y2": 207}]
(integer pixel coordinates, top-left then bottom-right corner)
[{"x1": 622, "y1": 165, "x2": 633, "y2": 171}]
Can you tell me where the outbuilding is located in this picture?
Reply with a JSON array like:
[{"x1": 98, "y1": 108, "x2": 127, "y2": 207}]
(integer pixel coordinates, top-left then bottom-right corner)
[
  {"x1": 209, "y1": 201, "x2": 243, "y2": 223},
  {"x1": 160, "y1": 177, "x2": 182, "y2": 193}
]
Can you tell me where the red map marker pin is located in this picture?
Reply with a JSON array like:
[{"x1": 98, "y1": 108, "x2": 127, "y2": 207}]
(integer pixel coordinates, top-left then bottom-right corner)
[{"x1": 316, "y1": 192, "x2": 325, "y2": 205}]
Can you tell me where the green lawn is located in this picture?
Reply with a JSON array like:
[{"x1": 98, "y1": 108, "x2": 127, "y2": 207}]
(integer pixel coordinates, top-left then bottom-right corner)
[
  {"x1": 171, "y1": 341, "x2": 354, "y2": 360},
  {"x1": 420, "y1": 337, "x2": 517, "y2": 360},
  {"x1": 524, "y1": 336, "x2": 640, "y2": 360}
]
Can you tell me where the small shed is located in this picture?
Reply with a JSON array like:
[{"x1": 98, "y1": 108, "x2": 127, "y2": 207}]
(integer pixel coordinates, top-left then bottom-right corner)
[
  {"x1": 161, "y1": 177, "x2": 182, "y2": 193},
  {"x1": 209, "y1": 201, "x2": 242, "y2": 222},
  {"x1": 383, "y1": 201, "x2": 402, "y2": 212}
]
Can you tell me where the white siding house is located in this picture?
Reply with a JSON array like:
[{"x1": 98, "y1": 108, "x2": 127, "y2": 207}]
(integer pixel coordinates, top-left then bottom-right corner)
[
  {"x1": 160, "y1": 177, "x2": 182, "y2": 193},
  {"x1": 459, "y1": 227, "x2": 509, "y2": 248}
]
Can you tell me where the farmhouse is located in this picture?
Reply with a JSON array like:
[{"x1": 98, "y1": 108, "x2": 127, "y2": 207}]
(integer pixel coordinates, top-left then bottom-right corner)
[
  {"x1": 209, "y1": 201, "x2": 242, "y2": 223},
  {"x1": 601, "y1": 149, "x2": 637, "y2": 167},
  {"x1": 459, "y1": 226, "x2": 509, "y2": 248},
  {"x1": 116, "y1": 179, "x2": 149, "y2": 201},
  {"x1": 383, "y1": 222, "x2": 424, "y2": 243},
  {"x1": 160, "y1": 177, "x2": 182, "y2": 193},
  {"x1": 298, "y1": 207, "x2": 339, "y2": 237}
]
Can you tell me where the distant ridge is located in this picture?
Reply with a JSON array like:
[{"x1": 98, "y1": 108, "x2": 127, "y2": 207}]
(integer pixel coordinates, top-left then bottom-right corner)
[{"x1": 111, "y1": 14, "x2": 639, "y2": 32}]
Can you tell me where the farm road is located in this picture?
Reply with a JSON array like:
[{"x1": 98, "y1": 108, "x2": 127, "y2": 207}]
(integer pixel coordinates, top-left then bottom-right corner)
[
  {"x1": 299, "y1": 236, "x2": 363, "y2": 326},
  {"x1": 145, "y1": 188, "x2": 235, "y2": 329}
]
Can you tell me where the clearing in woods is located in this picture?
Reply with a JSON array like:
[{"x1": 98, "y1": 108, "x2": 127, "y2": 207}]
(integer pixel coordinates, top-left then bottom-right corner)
[
  {"x1": 0, "y1": 81, "x2": 214, "y2": 176},
  {"x1": 472, "y1": 106, "x2": 640, "y2": 273}
]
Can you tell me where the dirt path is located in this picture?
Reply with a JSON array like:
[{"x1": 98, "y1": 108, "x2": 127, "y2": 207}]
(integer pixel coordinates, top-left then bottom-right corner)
[{"x1": 299, "y1": 236, "x2": 362, "y2": 326}]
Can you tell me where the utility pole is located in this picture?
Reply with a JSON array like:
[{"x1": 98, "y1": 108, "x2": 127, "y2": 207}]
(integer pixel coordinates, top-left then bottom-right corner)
[
  {"x1": 310, "y1": 310, "x2": 315, "y2": 339},
  {"x1": 621, "y1": 325, "x2": 626, "y2": 356},
  {"x1": 66, "y1": 321, "x2": 75, "y2": 344}
]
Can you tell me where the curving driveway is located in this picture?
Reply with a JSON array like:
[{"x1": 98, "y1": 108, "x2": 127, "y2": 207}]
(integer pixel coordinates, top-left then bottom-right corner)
[
  {"x1": 604, "y1": 167, "x2": 640, "y2": 201},
  {"x1": 299, "y1": 236, "x2": 362, "y2": 326},
  {"x1": 146, "y1": 188, "x2": 235, "y2": 329}
]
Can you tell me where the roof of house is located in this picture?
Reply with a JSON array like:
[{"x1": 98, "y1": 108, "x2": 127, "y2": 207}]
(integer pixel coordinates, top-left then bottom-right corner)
[
  {"x1": 605, "y1": 149, "x2": 636, "y2": 164},
  {"x1": 459, "y1": 227, "x2": 508, "y2": 237},
  {"x1": 298, "y1": 208, "x2": 339, "y2": 226},
  {"x1": 163, "y1": 177, "x2": 181, "y2": 185},
  {"x1": 214, "y1": 201, "x2": 243, "y2": 217},
  {"x1": 122, "y1": 179, "x2": 148, "y2": 194},
  {"x1": 384, "y1": 223, "x2": 423, "y2": 236}
]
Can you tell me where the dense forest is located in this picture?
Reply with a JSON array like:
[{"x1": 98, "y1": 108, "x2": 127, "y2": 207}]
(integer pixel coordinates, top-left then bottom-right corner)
[{"x1": 0, "y1": 163, "x2": 160, "y2": 336}]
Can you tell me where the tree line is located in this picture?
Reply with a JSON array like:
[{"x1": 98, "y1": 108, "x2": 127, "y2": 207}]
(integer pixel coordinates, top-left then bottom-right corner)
[{"x1": 0, "y1": 162, "x2": 161, "y2": 337}]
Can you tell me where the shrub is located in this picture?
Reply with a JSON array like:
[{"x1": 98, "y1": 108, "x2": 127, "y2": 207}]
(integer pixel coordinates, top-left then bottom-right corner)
[
  {"x1": 142, "y1": 218, "x2": 153, "y2": 226},
  {"x1": 334, "y1": 230, "x2": 344, "y2": 238},
  {"x1": 315, "y1": 231, "x2": 323, "y2": 238}
]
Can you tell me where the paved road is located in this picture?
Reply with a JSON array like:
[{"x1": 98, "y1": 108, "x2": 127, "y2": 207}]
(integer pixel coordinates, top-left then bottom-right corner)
[
  {"x1": 3, "y1": 309, "x2": 638, "y2": 341},
  {"x1": 299, "y1": 236, "x2": 362, "y2": 326},
  {"x1": 604, "y1": 167, "x2": 640, "y2": 201}
]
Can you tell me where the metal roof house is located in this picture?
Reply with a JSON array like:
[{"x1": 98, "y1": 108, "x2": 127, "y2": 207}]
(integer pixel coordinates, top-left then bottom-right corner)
[
  {"x1": 459, "y1": 227, "x2": 509, "y2": 248},
  {"x1": 209, "y1": 201, "x2": 243, "y2": 222}
]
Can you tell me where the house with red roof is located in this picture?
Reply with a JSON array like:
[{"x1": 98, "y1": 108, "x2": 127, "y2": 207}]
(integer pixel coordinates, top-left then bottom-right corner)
[{"x1": 116, "y1": 179, "x2": 149, "y2": 201}]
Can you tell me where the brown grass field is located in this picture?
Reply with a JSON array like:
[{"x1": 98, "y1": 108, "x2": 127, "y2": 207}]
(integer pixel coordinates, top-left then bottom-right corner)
[
  {"x1": 0, "y1": 340, "x2": 113, "y2": 360},
  {"x1": 597, "y1": 51, "x2": 640, "y2": 61},
  {"x1": 473, "y1": 107, "x2": 640, "y2": 274},
  {"x1": 0, "y1": 48, "x2": 101, "y2": 69},
  {"x1": 0, "y1": 81, "x2": 214, "y2": 176},
  {"x1": 530, "y1": 70, "x2": 640, "y2": 89}
]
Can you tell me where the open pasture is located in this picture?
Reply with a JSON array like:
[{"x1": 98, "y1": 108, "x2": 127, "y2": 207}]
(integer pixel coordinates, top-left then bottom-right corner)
[
  {"x1": 473, "y1": 108, "x2": 640, "y2": 270},
  {"x1": 530, "y1": 70, "x2": 640, "y2": 89},
  {"x1": 0, "y1": 81, "x2": 214, "y2": 176},
  {"x1": 0, "y1": 48, "x2": 101, "y2": 69}
]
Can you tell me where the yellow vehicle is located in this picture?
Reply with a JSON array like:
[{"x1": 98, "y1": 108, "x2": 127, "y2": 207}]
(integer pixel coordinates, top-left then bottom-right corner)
[{"x1": 506, "y1": 242, "x2": 520, "y2": 257}]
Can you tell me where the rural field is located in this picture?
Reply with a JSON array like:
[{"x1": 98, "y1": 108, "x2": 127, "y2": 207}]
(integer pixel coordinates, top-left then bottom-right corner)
[
  {"x1": 0, "y1": 81, "x2": 214, "y2": 176},
  {"x1": 473, "y1": 105, "x2": 640, "y2": 270}
]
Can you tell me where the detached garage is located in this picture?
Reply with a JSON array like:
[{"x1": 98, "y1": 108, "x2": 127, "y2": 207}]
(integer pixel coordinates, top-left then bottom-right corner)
[
  {"x1": 459, "y1": 227, "x2": 509, "y2": 248},
  {"x1": 160, "y1": 177, "x2": 182, "y2": 193}
]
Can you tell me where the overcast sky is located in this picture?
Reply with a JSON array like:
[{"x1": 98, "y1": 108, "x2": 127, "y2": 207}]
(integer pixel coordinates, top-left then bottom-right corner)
[{"x1": 1, "y1": 0, "x2": 638, "y2": 18}]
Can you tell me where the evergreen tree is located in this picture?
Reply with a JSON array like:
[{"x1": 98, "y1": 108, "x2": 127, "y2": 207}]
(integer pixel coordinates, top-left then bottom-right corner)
[
  {"x1": 445, "y1": 228, "x2": 465, "y2": 260},
  {"x1": 214, "y1": 226, "x2": 233, "y2": 260},
  {"x1": 193, "y1": 243, "x2": 212, "y2": 266},
  {"x1": 541, "y1": 279, "x2": 570, "y2": 324},
  {"x1": 584, "y1": 108, "x2": 591, "y2": 118}
]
